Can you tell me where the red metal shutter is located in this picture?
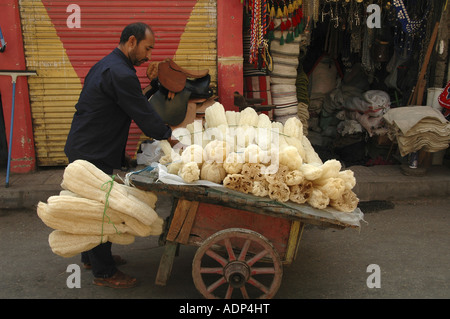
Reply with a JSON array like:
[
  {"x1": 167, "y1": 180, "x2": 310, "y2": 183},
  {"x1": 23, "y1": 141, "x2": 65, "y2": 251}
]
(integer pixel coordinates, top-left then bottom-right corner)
[{"x1": 20, "y1": 0, "x2": 217, "y2": 166}]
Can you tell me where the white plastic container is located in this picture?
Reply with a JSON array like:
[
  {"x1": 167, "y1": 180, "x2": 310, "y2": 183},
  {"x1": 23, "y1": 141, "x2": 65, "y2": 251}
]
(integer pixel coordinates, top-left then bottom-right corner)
[{"x1": 426, "y1": 87, "x2": 444, "y2": 111}]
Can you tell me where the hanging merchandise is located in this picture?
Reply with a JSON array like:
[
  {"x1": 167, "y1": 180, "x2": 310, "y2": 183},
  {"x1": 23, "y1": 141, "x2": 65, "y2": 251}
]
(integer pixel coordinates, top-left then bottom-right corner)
[
  {"x1": 267, "y1": 0, "x2": 309, "y2": 123},
  {"x1": 243, "y1": 13, "x2": 268, "y2": 76},
  {"x1": 361, "y1": 25, "x2": 375, "y2": 75},
  {"x1": 248, "y1": 0, "x2": 261, "y2": 66},
  {"x1": 267, "y1": 0, "x2": 305, "y2": 45},
  {"x1": 243, "y1": 0, "x2": 274, "y2": 114},
  {"x1": 248, "y1": 0, "x2": 270, "y2": 69},
  {"x1": 322, "y1": 0, "x2": 367, "y2": 65},
  {"x1": 304, "y1": 0, "x2": 320, "y2": 26},
  {"x1": 296, "y1": 49, "x2": 310, "y2": 133},
  {"x1": 269, "y1": 0, "x2": 448, "y2": 167},
  {"x1": 393, "y1": 0, "x2": 429, "y2": 34},
  {"x1": 392, "y1": 0, "x2": 430, "y2": 57}
]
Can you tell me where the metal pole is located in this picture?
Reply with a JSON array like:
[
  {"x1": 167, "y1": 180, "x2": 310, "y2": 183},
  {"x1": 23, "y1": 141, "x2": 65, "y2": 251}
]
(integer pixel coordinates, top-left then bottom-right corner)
[
  {"x1": 5, "y1": 76, "x2": 17, "y2": 188},
  {"x1": 0, "y1": 70, "x2": 37, "y2": 187}
]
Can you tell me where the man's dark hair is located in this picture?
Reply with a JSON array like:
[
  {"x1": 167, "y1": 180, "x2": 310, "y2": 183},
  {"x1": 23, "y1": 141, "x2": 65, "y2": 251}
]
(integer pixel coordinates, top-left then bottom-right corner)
[{"x1": 119, "y1": 22, "x2": 153, "y2": 44}]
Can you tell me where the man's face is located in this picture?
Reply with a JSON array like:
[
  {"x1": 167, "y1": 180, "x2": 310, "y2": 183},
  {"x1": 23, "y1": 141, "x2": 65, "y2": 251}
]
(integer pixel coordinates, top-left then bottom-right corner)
[{"x1": 128, "y1": 29, "x2": 154, "y2": 66}]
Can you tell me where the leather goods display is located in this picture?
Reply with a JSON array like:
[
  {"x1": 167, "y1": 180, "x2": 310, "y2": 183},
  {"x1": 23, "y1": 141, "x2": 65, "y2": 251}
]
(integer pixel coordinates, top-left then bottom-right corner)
[
  {"x1": 149, "y1": 88, "x2": 192, "y2": 127},
  {"x1": 158, "y1": 58, "x2": 209, "y2": 93},
  {"x1": 185, "y1": 74, "x2": 213, "y2": 99},
  {"x1": 149, "y1": 59, "x2": 213, "y2": 126}
]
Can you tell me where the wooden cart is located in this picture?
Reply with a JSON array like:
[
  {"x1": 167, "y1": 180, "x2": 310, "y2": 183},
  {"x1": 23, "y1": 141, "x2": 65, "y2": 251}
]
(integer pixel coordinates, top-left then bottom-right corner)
[{"x1": 130, "y1": 173, "x2": 363, "y2": 299}]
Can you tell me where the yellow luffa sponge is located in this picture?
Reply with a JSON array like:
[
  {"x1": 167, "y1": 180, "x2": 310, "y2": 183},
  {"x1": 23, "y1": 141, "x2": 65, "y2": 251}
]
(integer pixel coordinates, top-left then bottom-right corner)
[
  {"x1": 48, "y1": 230, "x2": 135, "y2": 258},
  {"x1": 178, "y1": 161, "x2": 201, "y2": 183},
  {"x1": 200, "y1": 161, "x2": 227, "y2": 184}
]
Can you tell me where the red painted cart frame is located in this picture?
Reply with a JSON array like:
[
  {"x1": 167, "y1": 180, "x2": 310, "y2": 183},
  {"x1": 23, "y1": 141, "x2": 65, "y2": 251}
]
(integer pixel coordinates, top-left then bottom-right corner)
[{"x1": 130, "y1": 173, "x2": 362, "y2": 299}]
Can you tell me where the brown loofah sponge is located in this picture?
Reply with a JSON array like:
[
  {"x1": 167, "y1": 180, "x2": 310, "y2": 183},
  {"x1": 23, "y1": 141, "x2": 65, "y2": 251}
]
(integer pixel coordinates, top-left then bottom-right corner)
[
  {"x1": 223, "y1": 174, "x2": 253, "y2": 194},
  {"x1": 241, "y1": 163, "x2": 266, "y2": 182},
  {"x1": 289, "y1": 180, "x2": 313, "y2": 204},
  {"x1": 268, "y1": 181, "x2": 290, "y2": 202},
  {"x1": 264, "y1": 164, "x2": 289, "y2": 184}
]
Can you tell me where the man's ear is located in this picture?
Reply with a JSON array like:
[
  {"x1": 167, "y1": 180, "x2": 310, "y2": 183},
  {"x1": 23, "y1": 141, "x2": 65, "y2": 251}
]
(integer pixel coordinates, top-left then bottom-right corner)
[{"x1": 127, "y1": 35, "x2": 137, "y2": 48}]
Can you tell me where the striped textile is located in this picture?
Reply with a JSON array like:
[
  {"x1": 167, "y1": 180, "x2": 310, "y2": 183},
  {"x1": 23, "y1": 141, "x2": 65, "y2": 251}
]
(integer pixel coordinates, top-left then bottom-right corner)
[{"x1": 244, "y1": 76, "x2": 272, "y2": 105}]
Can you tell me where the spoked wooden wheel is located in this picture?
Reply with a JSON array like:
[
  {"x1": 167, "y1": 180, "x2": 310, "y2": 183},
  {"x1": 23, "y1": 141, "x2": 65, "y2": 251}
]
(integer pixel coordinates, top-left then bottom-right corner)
[{"x1": 192, "y1": 228, "x2": 282, "y2": 299}]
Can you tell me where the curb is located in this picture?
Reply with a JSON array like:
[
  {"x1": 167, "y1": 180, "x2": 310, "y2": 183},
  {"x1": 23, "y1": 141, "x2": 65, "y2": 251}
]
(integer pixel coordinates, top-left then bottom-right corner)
[{"x1": 0, "y1": 186, "x2": 61, "y2": 210}]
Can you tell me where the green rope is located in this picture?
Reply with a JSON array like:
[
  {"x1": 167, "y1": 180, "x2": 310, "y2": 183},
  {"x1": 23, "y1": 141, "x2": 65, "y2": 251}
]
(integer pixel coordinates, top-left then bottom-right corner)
[{"x1": 100, "y1": 175, "x2": 120, "y2": 244}]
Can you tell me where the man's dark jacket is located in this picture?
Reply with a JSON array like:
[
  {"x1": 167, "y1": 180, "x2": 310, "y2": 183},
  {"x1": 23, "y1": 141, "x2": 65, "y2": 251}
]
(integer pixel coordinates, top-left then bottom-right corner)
[{"x1": 65, "y1": 48, "x2": 171, "y2": 173}]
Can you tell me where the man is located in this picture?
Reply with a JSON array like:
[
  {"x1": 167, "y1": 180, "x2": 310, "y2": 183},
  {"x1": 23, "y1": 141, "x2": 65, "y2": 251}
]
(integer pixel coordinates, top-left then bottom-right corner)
[{"x1": 64, "y1": 22, "x2": 172, "y2": 288}]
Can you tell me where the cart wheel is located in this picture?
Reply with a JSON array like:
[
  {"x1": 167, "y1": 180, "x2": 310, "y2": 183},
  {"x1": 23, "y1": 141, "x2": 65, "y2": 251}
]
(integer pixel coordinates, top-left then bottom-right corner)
[{"x1": 192, "y1": 228, "x2": 282, "y2": 299}]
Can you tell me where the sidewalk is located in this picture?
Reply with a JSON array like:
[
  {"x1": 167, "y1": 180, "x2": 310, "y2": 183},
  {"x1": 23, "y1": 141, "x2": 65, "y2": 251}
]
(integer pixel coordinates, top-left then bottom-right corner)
[
  {"x1": 0, "y1": 163, "x2": 450, "y2": 209},
  {"x1": 0, "y1": 166, "x2": 65, "y2": 209}
]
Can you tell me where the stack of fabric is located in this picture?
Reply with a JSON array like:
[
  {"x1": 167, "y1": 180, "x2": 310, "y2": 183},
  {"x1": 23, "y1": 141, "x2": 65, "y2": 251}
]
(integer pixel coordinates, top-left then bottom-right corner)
[{"x1": 383, "y1": 106, "x2": 450, "y2": 156}]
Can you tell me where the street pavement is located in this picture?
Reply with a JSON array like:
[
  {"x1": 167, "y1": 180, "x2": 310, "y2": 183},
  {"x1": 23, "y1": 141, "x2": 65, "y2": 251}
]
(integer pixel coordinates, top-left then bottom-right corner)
[
  {"x1": 0, "y1": 195, "x2": 449, "y2": 301},
  {"x1": 0, "y1": 164, "x2": 449, "y2": 302}
]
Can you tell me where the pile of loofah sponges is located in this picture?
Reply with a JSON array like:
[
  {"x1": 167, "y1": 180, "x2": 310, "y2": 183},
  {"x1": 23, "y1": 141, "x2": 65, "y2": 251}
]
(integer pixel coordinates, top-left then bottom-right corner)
[
  {"x1": 159, "y1": 102, "x2": 359, "y2": 213},
  {"x1": 37, "y1": 160, "x2": 163, "y2": 257}
]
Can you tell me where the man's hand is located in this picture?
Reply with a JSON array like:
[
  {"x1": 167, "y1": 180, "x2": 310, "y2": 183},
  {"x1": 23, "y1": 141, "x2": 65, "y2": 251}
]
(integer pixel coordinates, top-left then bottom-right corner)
[
  {"x1": 146, "y1": 58, "x2": 170, "y2": 81},
  {"x1": 167, "y1": 136, "x2": 178, "y2": 148},
  {"x1": 146, "y1": 62, "x2": 159, "y2": 82}
]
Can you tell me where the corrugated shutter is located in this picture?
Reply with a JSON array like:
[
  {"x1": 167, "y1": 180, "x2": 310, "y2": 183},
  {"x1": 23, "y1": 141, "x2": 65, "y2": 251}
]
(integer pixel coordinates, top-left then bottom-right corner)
[{"x1": 19, "y1": 0, "x2": 217, "y2": 166}]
